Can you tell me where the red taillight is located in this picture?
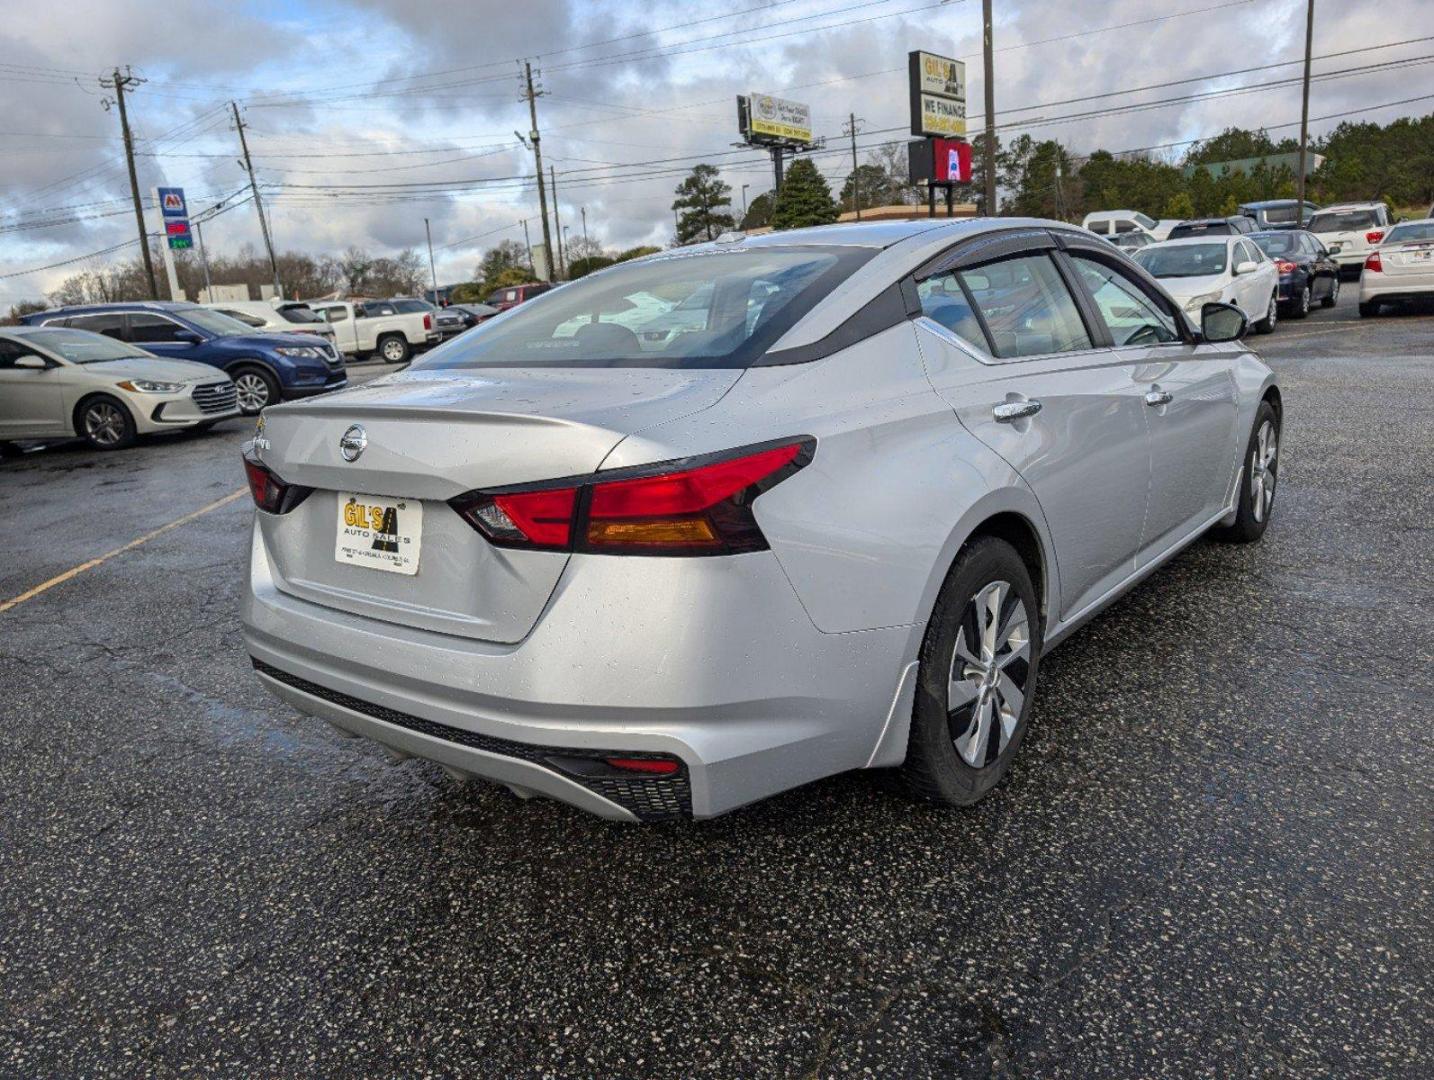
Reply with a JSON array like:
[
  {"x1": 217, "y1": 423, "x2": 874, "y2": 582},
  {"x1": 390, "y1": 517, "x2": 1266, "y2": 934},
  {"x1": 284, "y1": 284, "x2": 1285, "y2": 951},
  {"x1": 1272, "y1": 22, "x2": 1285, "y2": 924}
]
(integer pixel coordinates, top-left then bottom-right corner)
[
  {"x1": 1366, "y1": 230, "x2": 1385, "y2": 245},
  {"x1": 243, "y1": 454, "x2": 311, "y2": 514},
  {"x1": 1275, "y1": 259, "x2": 1298, "y2": 274},
  {"x1": 451, "y1": 438, "x2": 813, "y2": 556},
  {"x1": 423, "y1": 313, "x2": 433, "y2": 330},
  {"x1": 1365, "y1": 251, "x2": 1383, "y2": 273},
  {"x1": 604, "y1": 757, "x2": 680, "y2": 775}
]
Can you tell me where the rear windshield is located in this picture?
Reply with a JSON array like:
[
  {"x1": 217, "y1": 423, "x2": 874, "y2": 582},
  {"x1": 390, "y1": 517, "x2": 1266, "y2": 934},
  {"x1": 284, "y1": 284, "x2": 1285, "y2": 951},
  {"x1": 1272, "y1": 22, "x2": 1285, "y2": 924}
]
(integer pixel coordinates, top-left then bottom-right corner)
[
  {"x1": 277, "y1": 305, "x2": 324, "y2": 324},
  {"x1": 1308, "y1": 210, "x2": 1379, "y2": 233},
  {"x1": 1252, "y1": 233, "x2": 1298, "y2": 256},
  {"x1": 1384, "y1": 222, "x2": 1434, "y2": 244},
  {"x1": 1260, "y1": 204, "x2": 1301, "y2": 223},
  {"x1": 391, "y1": 299, "x2": 435, "y2": 314},
  {"x1": 416, "y1": 246, "x2": 871, "y2": 370},
  {"x1": 1169, "y1": 222, "x2": 1232, "y2": 237},
  {"x1": 1135, "y1": 243, "x2": 1228, "y2": 278}
]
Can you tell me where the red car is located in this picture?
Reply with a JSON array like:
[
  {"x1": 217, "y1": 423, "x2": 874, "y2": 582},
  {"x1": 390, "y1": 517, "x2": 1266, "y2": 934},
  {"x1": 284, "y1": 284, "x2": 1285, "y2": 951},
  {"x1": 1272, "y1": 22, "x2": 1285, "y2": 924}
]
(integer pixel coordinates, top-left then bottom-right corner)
[{"x1": 485, "y1": 282, "x2": 553, "y2": 312}]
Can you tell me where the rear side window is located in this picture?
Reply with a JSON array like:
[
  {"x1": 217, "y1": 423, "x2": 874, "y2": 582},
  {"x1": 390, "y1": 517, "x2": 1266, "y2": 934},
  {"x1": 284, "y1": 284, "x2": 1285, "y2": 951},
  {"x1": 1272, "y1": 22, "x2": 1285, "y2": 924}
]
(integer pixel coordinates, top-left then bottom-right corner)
[
  {"x1": 917, "y1": 273, "x2": 987, "y2": 352},
  {"x1": 66, "y1": 313, "x2": 125, "y2": 339},
  {"x1": 1070, "y1": 257, "x2": 1179, "y2": 346},
  {"x1": 128, "y1": 313, "x2": 188, "y2": 344},
  {"x1": 950, "y1": 254, "x2": 1093, "y2": 359}
]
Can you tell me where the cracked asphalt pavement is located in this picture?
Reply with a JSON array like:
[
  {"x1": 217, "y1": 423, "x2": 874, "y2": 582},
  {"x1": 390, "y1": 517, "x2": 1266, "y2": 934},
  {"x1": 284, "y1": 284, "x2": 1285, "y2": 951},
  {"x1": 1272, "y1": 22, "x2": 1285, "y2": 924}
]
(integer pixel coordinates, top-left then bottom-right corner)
[{"x1": 2, "y1": 312, "x2": 1431, "y2": 1078}]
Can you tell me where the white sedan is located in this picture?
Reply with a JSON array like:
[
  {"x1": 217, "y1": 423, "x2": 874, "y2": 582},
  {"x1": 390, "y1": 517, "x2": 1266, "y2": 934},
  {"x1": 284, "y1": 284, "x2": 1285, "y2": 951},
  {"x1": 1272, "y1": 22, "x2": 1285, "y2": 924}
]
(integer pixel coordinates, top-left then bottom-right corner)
[
  {"x1": 1134, "y1": 236, "x2": 1281, "y2": 334},
  {"x1": 1359, "y1": 218, "x2": 1434, "y2": 317},
  {"x1": 0, "y1": 325, "x2": 239, "y2": 451}
]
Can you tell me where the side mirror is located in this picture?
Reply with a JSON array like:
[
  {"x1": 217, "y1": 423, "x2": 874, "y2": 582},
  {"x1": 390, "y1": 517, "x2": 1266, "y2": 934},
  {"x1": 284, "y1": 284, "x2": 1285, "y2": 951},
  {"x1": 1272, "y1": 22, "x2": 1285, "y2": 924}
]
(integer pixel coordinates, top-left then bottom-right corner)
[
  {"x1": 174, "y1": 329, "x2": 202, "y2": 344},
  {"x1": 1201, "y1": 302, "x2": 1247, "y2": 343},
  {"x1": 13, "y1": 354, "x2": 49, "y2": 370},
  {"x1": 1233, "y1": 260, "x2": 1258, "y2": 276}
]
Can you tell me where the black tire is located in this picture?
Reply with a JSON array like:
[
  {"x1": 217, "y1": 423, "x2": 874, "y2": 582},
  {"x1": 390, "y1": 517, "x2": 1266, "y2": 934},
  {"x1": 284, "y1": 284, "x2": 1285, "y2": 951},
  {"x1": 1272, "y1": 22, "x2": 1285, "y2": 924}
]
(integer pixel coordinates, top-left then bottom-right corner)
[
  {"x1": 1358, "y1": 301, "x2": 1380, "y2": 318},
  {"x1": 75, "y1": 394, "x2": 137, "y2": 451},
  {"x1": 1210, "y1": 400, "x2": 1279, "y2": 545},
  {"x1": 1287, "y1": 282, "x2": 1310, "y2": 319},
  {"x1": 232, "y1": 366, "x2": 279, "y2": 415},
  {"x1": 377, "y1": 334, "x2": 411, "y2": 364},
  {"x1": 1254, "y1": 290, "x2": 1278, "y2": 334},
  {"x1": 902, "y1": 536, "x2": 1042, "y2": 806},
  {"x1": 1321, "y1": 275, "x2": 1339, "y2": 308},
  {"x1": 0, "y1": 441, "x2": 22, "y2": 459}
]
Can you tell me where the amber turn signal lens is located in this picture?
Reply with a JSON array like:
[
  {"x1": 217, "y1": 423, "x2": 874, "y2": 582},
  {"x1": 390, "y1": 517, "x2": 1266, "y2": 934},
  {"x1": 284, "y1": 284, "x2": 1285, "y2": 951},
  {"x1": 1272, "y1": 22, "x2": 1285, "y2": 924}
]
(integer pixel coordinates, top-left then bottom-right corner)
[{"x1": 586, "y1": 518, "x2": 717, "y2": 546}]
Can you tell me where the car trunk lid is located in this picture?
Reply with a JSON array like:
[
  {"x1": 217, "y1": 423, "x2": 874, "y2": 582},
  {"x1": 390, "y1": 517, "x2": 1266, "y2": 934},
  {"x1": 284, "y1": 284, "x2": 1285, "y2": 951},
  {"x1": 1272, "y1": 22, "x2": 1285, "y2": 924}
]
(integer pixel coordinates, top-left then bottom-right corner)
[{"x1": 252, "y1": 366, "x2": 741, "y2": 642}]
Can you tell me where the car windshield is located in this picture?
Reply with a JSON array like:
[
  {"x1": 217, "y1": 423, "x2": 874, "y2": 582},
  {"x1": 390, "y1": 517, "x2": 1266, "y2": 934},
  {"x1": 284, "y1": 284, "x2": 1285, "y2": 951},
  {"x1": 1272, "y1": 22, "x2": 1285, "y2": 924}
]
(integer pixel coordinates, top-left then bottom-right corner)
[
  {"x1": 392, "y1": 299, "x2": 435, "y2": 313},
  {"x1": 1134, "y1": 212, "x2": 1156, "y2": 230},
  {"x1": 1384, "y1": 222, "x2": 1434, "y2": 244},
  {"x1": 19, "y1": 328, "x2": 152, "y2": 364},
  {"x1": 277, "y1": 305, "x2": 324, "y2": 324},
  {"x1": 1308, "y1": 210, "x2": 1379, "y2": 233},
  {"x1": 176, "y1": 307, "x2": 256, "y2": 336},
  {"x1": 221, "y1": 309, "x2": 268, "y2": 327},
  {"x1": 1252, "y1": 233, "x2": 1298, "y2": 256},
  {"x1": 1135, "y1": 243, "x2": 1228, "y2": 277},
  {"x1": 415, "y1": 247, "x2": 868, "y2": 370}
]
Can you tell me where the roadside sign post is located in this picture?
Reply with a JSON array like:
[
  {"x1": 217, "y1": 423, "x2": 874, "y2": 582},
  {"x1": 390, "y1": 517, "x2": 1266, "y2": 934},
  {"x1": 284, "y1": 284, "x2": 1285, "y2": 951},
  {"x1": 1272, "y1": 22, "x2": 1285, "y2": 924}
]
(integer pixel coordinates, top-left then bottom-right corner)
[
  {"x1": 152, "y1": 186, "x2": 191, "y2": 301},
  {"x1": 907, "y1": 51, "x2": 970, "y2": 217}
]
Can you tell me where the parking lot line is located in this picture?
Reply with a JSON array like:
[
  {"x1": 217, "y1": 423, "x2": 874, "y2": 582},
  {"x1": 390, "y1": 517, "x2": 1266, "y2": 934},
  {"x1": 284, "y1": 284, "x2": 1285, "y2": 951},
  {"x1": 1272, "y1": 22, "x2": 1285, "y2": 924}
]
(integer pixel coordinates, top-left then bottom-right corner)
[{"x1": 0, "y1": 487, "x2": 247, "y2": 615}]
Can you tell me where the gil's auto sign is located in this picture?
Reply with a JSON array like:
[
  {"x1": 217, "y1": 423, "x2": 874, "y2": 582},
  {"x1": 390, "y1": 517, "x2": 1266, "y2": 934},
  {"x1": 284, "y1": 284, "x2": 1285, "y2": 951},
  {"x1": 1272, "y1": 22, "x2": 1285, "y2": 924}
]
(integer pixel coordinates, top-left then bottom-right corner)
[
  {"x1": 738, "y1": 93, "x2": 813, "y2": 145},
  {"x1": 909, "y1": 50, "x2": 967, "y2": 138}
]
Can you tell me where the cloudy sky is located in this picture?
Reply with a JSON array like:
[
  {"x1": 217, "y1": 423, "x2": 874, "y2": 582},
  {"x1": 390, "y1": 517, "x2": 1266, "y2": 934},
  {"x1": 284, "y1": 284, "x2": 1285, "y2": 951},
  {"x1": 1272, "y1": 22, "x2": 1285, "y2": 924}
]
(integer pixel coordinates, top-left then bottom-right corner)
[{"x1": 2, "y1": 0, "x2": 1430, "y2": 306}]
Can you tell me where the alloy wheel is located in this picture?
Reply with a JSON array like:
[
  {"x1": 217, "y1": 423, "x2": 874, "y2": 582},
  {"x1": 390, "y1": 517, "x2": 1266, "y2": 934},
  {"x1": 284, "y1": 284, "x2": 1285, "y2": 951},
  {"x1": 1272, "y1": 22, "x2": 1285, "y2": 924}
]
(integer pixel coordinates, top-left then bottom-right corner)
[
  {"x1": 382, "y1": 339, "x2": 406, "y2": 362},
  {"x1": 1267, "y1": 294, "x2": 1278, "y2": 331},
  {"x1": 948, "y1": 580, "x2": 1031, "y2": 767},
  {"x1": 234, "y1": 372, "x2": 270, "y2": 412},
  {"x1": 1300, "y1": 284, "x2": 1310, "y2": 315},
  {"x1": 1330, "y1": 277, "x2": 1339, "y2": 303},
  {"x1": 83, "y1": 402, "x2": 126, "y2": 447},
  {"x1": 1250, "y1": 419, "x2": 1278, "y2": 523}
]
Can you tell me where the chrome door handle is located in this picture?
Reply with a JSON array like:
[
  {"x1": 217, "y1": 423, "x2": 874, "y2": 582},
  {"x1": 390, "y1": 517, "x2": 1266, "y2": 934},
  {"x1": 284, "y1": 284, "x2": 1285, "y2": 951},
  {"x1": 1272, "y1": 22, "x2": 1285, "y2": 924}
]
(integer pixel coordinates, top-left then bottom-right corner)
[
  {"x1": 1145, "y1": 390, "x2": 1173, "y2": 407},
  {"x1": 992, "y1": 400, "x2": 1042, "y2": 423}
]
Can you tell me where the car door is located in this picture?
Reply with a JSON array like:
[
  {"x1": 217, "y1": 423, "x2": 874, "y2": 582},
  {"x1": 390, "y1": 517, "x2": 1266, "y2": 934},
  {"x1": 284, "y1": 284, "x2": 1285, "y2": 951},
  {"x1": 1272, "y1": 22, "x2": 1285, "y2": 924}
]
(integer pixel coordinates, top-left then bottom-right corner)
[
  {"x1": 1229, "y1": 240, "x2": 1261, "y2": 317},
  {"x1": 912, "y1": 234, "x2": 1153, "y2": 623},
  {"x1": 0, "y1": 337, "x2": 68, "y2": 436},
  {"x1": 125, "y1": 311, "x2": 204, "y2": 362},
  {"x1": 1062, "y1": 243, "x2": 1241, "y2": 560}
]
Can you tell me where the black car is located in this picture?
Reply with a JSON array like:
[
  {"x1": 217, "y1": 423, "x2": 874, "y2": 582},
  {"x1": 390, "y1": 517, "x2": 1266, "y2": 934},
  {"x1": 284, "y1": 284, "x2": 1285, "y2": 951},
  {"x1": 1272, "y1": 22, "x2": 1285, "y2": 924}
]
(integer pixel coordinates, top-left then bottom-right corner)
[
  {"x1": 1167, "y1": 216, "x2": 1258, "y2": 239},
  {"x1": 1239, "y1": 199, "x2": 1321, "y2": 231},
  {"x1": 1250, "y1": 229, "x2": 1341, "y2": 317},
  {"x1": 446, "y1": 303, "x2": 501, "y2": 329}
]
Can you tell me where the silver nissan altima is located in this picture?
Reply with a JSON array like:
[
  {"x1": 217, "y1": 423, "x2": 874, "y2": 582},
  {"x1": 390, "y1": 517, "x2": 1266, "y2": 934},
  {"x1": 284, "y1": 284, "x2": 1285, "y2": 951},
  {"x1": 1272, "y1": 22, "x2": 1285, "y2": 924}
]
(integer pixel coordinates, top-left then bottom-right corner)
[{"x1": 242, "y1": 218, "x2": 1281, "y2": 821}]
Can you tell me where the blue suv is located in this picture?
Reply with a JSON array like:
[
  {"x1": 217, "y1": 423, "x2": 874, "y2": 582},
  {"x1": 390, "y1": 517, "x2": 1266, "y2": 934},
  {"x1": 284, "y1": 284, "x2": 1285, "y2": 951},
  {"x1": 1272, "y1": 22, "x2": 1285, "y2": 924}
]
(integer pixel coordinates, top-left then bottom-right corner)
[{"x1": 21, "y1": 302, "x2": 346, "y2": 414}]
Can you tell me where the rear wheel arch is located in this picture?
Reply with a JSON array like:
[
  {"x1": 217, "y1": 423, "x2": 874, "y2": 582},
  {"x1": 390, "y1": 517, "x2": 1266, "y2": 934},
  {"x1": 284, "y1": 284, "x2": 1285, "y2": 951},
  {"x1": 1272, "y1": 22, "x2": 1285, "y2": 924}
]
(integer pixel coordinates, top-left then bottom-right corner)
[
  {"x1": 1262, "y1": 384, "x2": 1283, "y2": 424},
  {"x1": 957, "y1": 511, "x2": 1051, "y2": 639}
]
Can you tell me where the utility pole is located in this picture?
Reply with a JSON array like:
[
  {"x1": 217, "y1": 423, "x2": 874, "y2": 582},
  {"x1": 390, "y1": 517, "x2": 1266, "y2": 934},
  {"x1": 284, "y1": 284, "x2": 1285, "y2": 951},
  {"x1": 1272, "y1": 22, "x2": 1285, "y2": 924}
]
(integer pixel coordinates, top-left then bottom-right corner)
[
  {"x1": 521, "y1": 218, "x2": 534, "y2": 276},
  {"x1": 424, "y1": 217, "x2": 438, "y2": 300},
  {"x1": 844, "y1": 113, "x2": 863, "y2": 220},
  {"x1": 982, "y1": 0, "x2": 997, "y2": 216},
  {"x1": 580, "y1": 206, "x2": 589, "y2": 253},
  {"x1": 1295, "y1": 0, "x2": 1316, "y2": 226},
  {"x1": 231, "y1": 101, "x2": 282, "y2": 297},
  {"x1": 194, "y1": 217, "x2": 213, "y2": 299},
  {"x1": 102, "y1": 68, "x2": 158, "y2": 300},
  {"x1": 521, "y1": 62, "x2": 555, "y2": 281},
  {"x1": 550, "y1": 164, "x2": 565, "y2": 280}
]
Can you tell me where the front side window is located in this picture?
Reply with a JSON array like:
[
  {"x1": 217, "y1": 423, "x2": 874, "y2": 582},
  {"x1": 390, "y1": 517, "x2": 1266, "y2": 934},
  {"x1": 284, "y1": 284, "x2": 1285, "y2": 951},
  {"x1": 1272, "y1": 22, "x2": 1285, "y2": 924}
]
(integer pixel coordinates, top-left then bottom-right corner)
[
  {"x1": 66, "y1": 313, "x2": 125, "y2": 339},
  {"x1": 1135, "y1": 243, "x2": 1228, "y2": 278},
  {"x1": 1070, "y1": 256, "x2": 1180, "y2": 346},
  {"x1": 952, "y1": 254, "x2": 1093, "y2": 359},
  {"x1": 128, "y1": 313, "x2": 189, "y2": 344},
  {"x1": 419, "y1": 247, "x2": 867, "y2": 370}
]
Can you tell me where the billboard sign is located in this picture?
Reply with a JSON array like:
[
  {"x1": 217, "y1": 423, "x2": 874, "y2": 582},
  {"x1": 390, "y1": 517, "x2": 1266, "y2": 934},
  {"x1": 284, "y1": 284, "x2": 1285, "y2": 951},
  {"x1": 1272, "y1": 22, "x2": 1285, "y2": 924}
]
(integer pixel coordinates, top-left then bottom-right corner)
[
  {"x1": 933, "y1": 137, "x2": 972, "y2": 183},
  {"x1": 909, "y1": 51, "x2": 967, "y2": 138},
  {"x1": 739, "y1": 93, "x2": 813, "y2": 145},
  {"x1": 156, "y1": 186, "x2": 192, "y2": 250}
]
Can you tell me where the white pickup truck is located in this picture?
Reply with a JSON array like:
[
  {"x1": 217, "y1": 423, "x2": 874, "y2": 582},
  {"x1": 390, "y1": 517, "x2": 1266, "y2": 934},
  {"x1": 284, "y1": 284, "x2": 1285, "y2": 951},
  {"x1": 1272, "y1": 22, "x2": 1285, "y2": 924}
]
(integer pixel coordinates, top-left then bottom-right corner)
[{"x1": 308, "y1": 300, "x2": 439, "y2": 364}]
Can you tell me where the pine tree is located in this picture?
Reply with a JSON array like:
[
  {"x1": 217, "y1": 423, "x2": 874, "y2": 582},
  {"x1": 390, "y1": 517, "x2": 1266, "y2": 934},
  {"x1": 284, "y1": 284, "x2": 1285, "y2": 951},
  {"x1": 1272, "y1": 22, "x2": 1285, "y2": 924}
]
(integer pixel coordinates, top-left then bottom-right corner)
[
  {"x1": 771, "y1": 159, "x2": 839, "y2": 230},
  {"x1": 672, "y1": 164, "x2": 736, "y2": 244}
]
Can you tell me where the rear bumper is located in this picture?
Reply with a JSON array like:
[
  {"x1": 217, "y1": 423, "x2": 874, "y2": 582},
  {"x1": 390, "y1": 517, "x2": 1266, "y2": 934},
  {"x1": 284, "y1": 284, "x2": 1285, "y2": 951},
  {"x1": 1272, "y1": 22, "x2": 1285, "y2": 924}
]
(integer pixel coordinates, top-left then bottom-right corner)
[
  {"x1": 241, "y1": 521, "x2": 915, "y2": 820},
  {"x1": 1358, "y1": 278, "x2": 1434, "y2": 304}
]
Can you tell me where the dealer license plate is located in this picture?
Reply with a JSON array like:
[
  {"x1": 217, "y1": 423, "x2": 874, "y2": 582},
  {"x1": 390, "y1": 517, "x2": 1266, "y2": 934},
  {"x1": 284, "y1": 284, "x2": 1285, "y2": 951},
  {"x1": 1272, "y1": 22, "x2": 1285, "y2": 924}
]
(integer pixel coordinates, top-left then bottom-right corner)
[{"x1": 335, "y1": 492, "x2": 422, "y2": 575}]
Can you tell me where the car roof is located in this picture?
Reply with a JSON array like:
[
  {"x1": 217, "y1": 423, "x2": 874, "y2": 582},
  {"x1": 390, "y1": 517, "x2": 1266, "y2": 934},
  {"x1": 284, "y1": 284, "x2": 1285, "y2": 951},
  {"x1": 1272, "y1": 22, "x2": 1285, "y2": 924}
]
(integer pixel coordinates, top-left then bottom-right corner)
[
  {"x1": 1241, "y1": 199, "x2": 1307, "y2": 209},
  {"x1": 39, "y1": 300, "x2": 197, "y2": 315},
  {"x1": 1314, "y1": 202, "x2": 1384, "y2": 212}
]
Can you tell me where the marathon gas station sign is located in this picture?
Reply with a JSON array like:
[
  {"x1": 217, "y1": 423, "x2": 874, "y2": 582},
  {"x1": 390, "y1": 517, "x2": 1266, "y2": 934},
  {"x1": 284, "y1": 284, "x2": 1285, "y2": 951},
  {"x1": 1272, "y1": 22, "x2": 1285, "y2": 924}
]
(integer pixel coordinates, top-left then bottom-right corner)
[{"x1": 157, "y1": 186, "x2": 192, "y2": 250}]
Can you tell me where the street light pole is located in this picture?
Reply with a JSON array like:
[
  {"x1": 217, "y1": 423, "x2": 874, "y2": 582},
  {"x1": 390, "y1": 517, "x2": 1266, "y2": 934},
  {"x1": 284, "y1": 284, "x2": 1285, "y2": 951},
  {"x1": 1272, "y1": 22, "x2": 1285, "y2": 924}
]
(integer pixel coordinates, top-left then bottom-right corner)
[{"x1": 1295, "y1": 0, "x2": 1316, "y2": 226}]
